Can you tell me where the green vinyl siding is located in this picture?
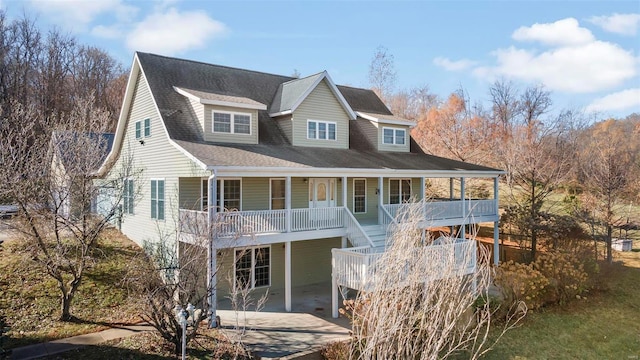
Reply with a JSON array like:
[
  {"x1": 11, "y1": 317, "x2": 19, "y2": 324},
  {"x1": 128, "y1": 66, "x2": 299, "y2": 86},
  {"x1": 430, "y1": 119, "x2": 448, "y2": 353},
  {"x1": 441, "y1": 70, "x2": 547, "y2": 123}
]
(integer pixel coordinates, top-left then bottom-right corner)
[
  {"x1": 204, "y1": 105, "x2": 259, "y2": 144},
  {"x1": 291, "y1": 80, "x2": 349, "y2": 149},
  {"x1": 241, "y1": 177, "x2": 270, "y2": 210},
  {"x1": 378, "y1": 125, "x2": 411, "y2": 152},
  {"x1": 187, "y1": 97, "x2": 205, "y2": 129},
  {"x1": 179, "y1": 177, "x2": 203, "y2": 210},
  {"x1": 346, "y1": 177, "x2": 378, "y2": 223},
  {"x1": 275, "y1": 115, "x2": 293, "y2": 144}
]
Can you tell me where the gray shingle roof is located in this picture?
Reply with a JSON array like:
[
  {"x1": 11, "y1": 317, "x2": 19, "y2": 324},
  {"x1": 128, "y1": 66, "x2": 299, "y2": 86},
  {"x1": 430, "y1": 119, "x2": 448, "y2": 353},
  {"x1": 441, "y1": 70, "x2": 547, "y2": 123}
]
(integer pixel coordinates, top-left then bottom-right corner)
[
  {"x1": 136, "y1": 52, "x2": 501, "y2": 173},
  {"x1": 269, "y1": 72, "x2": 324, "y2": 114}
]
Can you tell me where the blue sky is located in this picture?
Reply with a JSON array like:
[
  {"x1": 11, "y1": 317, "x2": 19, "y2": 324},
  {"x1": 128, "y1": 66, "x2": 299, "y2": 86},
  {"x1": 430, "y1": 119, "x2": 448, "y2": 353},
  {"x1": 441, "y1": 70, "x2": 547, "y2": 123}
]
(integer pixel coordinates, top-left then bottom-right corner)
[{"x1": 3, "y1": 0, "x2": 640, "y2": 119}]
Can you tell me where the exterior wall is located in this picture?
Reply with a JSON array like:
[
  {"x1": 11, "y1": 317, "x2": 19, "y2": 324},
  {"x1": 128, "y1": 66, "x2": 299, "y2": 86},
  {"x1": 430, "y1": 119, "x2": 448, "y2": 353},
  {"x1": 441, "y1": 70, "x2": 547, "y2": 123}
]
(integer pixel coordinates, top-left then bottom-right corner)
[
  {"x1": 275, "y1": 115, "x2": 293, "y2": 144},
  {"x1": 359, "y1": 119, "x2": 379, "y2": 148},
  {"x1": 377, "y1": 124, "x2": 411, "y2": 152},
  {"x1": 242, "y1": 177, "x2": 270, "y2": 210},
  {"x1": 346, "y1": 177, "x2": 378, "y2": 224},
  {"x1": 291, "y1": 80, "x2": 350, "y2": 149},
  {"x1": 216, "y1": 237, "x2": 339, "y2": 300},
  {"x1": 203, "y1": 104, "x2": 259, "y2": 144},
  {"x1": 111, "y1": 71, "x2": 209, "y2": 247},
  {"x1": 187, "y1": 97, "x2": 205, "y2": 129},
  {"x1": 179, "y1": 177, "x2": 203, "y2": 210}
]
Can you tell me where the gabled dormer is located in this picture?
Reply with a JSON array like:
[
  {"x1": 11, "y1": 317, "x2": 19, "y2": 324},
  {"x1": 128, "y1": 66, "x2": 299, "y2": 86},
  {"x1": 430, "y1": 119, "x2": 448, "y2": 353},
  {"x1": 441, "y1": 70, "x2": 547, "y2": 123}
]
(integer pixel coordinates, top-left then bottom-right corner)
[
  {"x1": 356, "y1": 112, "x2": 415, "y2": 153},
  {"x1": 269, "y1": 71, "x2": 356, "y2": 149},
  {"x1": 175, "y1": 87, "x2": 267, "y2": 145}
]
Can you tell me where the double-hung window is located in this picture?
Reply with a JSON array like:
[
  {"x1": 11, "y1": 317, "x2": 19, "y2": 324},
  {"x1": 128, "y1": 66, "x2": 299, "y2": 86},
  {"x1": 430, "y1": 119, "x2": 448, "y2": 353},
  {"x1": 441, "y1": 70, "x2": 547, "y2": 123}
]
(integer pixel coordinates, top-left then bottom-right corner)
[
  {"x1": 123, "y1": 178, "x2": 134, "y2": 214},
  {"x1": 150, "y1": 179, "x2": 165, "y2": 220},
  {"x1": 235, "y1": 246, "x2": 270, "y2": 289},
  {"x1": 216, "y1": 179, "x2": 241, "y2": 210},
  {"x1": 212, "y1": 111, "x2": 251, "y2": 135},
  {"x1": 307, "y1": 120, "x2": 336, "y2": 140},
  {"x1": 353, "y1": 179, "x2": 366, "y2": 214},
  {"x1": 389, "y1": 178, "x2": 411, "y2": 204},
  {"x1": 135, "y1": 119, "x2": 151, "y2": 139},
  {"x1": 383, "y1": 127, "x2": 405, "y2": 145}
]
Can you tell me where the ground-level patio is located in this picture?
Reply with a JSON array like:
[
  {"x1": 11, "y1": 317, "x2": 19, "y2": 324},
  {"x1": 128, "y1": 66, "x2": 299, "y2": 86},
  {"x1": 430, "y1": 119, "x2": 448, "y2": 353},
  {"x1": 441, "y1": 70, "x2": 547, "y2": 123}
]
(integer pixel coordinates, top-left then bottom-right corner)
[{"x1": 216, "y1": 282, "x2": 352, "y2": 358}]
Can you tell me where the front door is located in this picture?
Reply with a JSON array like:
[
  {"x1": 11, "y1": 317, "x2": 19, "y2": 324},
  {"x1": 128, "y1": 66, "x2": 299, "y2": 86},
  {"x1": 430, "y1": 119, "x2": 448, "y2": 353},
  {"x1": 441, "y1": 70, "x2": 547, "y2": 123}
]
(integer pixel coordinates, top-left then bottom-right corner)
[{"x1": 309, "y1": 178, "x2": 335, "y2": 208}]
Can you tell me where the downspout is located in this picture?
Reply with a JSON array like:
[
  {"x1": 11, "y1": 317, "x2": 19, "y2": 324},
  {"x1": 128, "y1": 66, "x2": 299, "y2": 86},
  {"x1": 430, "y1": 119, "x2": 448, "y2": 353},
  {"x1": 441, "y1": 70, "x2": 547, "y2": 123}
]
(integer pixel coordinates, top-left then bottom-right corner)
[{"x1": 207, "y1": 170, "x2": 218, "y2": 328}]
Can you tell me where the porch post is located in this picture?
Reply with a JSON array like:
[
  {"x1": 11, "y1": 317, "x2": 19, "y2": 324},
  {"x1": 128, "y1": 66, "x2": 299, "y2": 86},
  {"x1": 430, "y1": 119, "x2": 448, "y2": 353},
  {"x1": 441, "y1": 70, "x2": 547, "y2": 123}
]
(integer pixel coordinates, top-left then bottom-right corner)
[
  {"x1": 493, "y1": 177, "x2": 500, "y2": 265},
  {"x1": 449, "y1": 178, "x2": 455, "y2": 236},
  {"x1": 286, "y1": 176, "x2": 292, "y2": 233},
  {"x1": 460, "y1": 177, "x2": 466, "y2": 240},
  {"x1": 342, "y1": 236, "x2": 347, "y2": 248},
  {"x1": 285, "y1": 241, "x2": 292, "y2": 312},
  {"x1": 342, "y1": 176, "x2": 347, "y2": 208},
  {"x1": 207, "y1": 173, "x2": 218, "y2": 328},
  {"x1": 421, "y1": 177, "x2": 426, "y2": 201},
  {"x1": 378, "y1": 177, "x2": 383, "y2": 225},
  {"x1": 331, "y1": 249, "x2": 339, "y2": 318}
]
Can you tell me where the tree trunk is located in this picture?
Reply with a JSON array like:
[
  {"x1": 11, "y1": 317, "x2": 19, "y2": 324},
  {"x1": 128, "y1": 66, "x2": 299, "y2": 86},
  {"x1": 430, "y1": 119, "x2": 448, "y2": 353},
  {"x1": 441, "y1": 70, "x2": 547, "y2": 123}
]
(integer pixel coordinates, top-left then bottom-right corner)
[
  {"x1": 530, "y1": 229, "x2": 537, "y2": 262},
  {"x1": 60, "y1": 294, "x2": 73, "y2": 321},
  {"x1": 606, "y1": 225, "x2": 613, "y2": 264}
]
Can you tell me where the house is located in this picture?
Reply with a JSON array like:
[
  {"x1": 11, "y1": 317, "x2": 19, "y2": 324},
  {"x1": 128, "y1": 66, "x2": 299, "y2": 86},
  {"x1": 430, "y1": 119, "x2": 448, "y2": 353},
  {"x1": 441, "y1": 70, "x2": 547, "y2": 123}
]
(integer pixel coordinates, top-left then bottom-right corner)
[
  {"x1": 97, "y1": 52, "x2": 502, "y2": 324},
  {"x1": 50, "y1": 131, "x2": 115, "y2": 219}
]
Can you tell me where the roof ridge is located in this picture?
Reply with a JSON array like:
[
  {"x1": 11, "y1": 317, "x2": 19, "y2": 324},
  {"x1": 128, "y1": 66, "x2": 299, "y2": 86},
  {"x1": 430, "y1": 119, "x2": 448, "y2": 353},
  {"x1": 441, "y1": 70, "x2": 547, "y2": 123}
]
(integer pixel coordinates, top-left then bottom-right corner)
[
  {"x1": 136, "y1": 51, "x2": 296, "y2": 81},
  {"x1": 279, "y1": 71, "x2": 325, "y2": 85}
]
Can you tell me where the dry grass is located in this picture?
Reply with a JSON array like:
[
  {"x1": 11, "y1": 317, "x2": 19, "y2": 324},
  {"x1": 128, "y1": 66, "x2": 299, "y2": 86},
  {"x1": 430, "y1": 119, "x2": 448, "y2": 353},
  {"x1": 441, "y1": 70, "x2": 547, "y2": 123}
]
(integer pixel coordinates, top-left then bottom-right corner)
[
  {"x1": 0, "y1": 227, "x2": 147, "y2": 349},
  {"x1": 482, "y1": 240, "x2": 640, "y2": 359}
]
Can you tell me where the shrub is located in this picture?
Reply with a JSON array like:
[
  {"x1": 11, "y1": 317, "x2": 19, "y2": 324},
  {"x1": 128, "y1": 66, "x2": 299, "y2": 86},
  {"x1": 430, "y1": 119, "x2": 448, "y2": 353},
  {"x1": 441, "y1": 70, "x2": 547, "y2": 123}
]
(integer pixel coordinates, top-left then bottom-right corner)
[
  {"x1": 533, "y1": 251, "x2": 589, "y2": 304},
  {"x1": 321, "y1": 340, "x2": 351, "y2": 360},
  {"x1": 495, "y1": 261, "x2": 549, "y2": 310}
]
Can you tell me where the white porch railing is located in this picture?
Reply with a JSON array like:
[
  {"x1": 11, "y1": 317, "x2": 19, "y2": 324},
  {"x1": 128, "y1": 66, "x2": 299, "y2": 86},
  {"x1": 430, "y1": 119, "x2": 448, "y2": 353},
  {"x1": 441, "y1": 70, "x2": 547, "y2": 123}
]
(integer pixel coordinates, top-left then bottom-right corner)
[
  {"x1": 344, "y1": 208, "x2": 375, "y2": 248},
  {"x1": 291, "y1": 207, "x2": 344, "y2": 232},
  {"x1": 178, "y1": 207, "x2": 345, "y2": 238},
  {"x1": 332, "y1": 239, "x2": 476, "y2": 291},
  {"x1": 383, "y1": 199, "x2": 498, "y2": 224}
]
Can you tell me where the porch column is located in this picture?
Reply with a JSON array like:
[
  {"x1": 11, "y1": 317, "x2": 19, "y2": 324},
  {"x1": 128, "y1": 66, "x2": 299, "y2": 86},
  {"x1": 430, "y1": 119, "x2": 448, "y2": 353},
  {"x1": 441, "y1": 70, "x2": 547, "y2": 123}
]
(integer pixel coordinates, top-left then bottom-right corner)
[
  {"x1": 342, "y1": 236, "x2": 347, "y2": 248},
  {"x1": 493, "y1": 177, "x2": 500, "y2": 265},
  {"x1": 342, "y1": 176, "x2": 347, "y2": 208},
  {"x1": 207, "y1": 174, "x2": 218, "y2": 328},
  {"x1": 421, "y1": 177, "x2": 426, "y2": 201},
  {"x1": 286, "y1": 176, "x2": 292, "y2": 233},
  {"x1": 331, "y1": 249, "x2": 339, "y2": 318},
  {"x1": 285, "y1": 241, "x2": 292, "y2": 312},
  {"x1": 460, "y1": 177, "x2": 466, "y2": 240},
  {"x1": 449, "y1": 178, "x2": 455, "y2": 236},
  {"x1": 378, "y1": 177, "x2": 383, "y2": 225}
]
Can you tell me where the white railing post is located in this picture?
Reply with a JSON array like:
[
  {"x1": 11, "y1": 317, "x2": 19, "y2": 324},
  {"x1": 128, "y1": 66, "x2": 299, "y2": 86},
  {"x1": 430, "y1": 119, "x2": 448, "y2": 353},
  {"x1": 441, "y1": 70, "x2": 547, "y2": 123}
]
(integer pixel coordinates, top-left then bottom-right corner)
[
  {"x1": 460, "y1": 177, "x2": 466, "y2": 240},
  {"x1": 332, "y1": 249, "x2": 339, "y2": 318},
  {"x1": 285, "y1": 241, "x2": 292, "y2": 312},
  {"x1": 286, "y1": 176, "x2": 291, "y2": 233}
]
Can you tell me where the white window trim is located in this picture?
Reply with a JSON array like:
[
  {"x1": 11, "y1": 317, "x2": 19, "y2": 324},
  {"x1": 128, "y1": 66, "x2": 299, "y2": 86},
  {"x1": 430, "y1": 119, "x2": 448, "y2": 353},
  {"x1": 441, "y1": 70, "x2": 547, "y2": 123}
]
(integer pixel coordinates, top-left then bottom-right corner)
[
  {"x1": 307, "y1": 119, "x2": 337, "y2": 141},
  {"x1": 233, "y1": 245, "x2": 271, "y2": 290},
  {"x1": 353, "y1": 178, "x2": 367, "y2": 214},
  {"x1": 382, "y1": 127, "x2": 406, "y2": 145},
  {"x1": 135, "y1": 119, "x2": 151, "y2": 139},
  {"x1": 388, "y1": 178, "x2": 412, "y2": 204},
  {"x1": 218, "y1": 178, "x2": 242, "y2": 211},
  {"x1": 201, "y1": 178, "x2": 208, "y2": 211},
  {"x1": 269, "y1": 178, "x2": 286, "y2": 210},
  {"x1": 150, "y1": 178, "x2": 165, "y2": 221},
  {"x1": 212, "y1": 110, "x2": 252, "y2": 135}
]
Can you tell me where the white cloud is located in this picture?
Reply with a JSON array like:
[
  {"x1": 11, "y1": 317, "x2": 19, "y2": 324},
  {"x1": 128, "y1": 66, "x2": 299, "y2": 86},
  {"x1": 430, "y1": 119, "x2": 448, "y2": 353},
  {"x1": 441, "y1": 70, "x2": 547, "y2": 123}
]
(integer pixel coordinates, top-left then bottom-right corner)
[
  {"x1": 512, "y1": 18, "x2": 594, "y2": 46},
  {"x1": 588, "y1": 13, "x2": 640, "y2": 36},
  {"x1": 28, "y1": 0, "x2": 136, "y2": 28},
  {"x1": 126, "y1": 8, "x2": 227, "y2": 55},
  {"x1": 91, "y1": 24, "x2": 122, "y2": 39},
  {"x1": 585, "y1": 88, "x2": 640, "y2": 113},
  {"x1": 433, "y1": 57, "x2": 477, "y2": 71},
  {"x1": 473, "y1": 41, "x2": 637, "y2": 93}
]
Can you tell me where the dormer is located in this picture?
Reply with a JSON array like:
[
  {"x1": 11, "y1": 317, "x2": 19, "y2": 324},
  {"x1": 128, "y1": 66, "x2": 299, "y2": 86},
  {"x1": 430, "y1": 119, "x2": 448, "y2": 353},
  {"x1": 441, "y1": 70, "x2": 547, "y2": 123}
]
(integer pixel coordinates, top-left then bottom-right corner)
[
  {"x1": 269, "y1": 71, "x2": 356, "y2": 149},
  {"x1": 174, "y1": 87, "x2": 266, "y2": 144},
  {"x1": 356, "y1": 112, "x2": 415, "y2": 153}
]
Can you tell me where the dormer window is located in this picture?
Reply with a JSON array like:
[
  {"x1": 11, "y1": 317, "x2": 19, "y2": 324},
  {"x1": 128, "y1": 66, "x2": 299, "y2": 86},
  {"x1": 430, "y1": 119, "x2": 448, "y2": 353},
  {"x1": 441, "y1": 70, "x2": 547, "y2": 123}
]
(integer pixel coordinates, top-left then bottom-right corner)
[
  {"x1": 135, "y1": 118, "x2": 151, "y2": 139},
  {"x1": 213, "y1": 111, "x2": 251, "y2": 135},
  {"x1": 307, "y1": 120, "x2": 336, "y2": 140},
  {"x1": 383, "y1": 127, "x2": 405, "y2": 145}
]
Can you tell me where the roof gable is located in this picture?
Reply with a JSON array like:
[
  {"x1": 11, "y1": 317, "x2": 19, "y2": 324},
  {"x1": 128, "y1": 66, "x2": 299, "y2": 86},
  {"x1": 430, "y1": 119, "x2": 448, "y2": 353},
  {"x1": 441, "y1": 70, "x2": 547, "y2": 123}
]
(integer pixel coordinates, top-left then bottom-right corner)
[{"x1": 269, "y1": 71, "x2": 356, "y2": 119}]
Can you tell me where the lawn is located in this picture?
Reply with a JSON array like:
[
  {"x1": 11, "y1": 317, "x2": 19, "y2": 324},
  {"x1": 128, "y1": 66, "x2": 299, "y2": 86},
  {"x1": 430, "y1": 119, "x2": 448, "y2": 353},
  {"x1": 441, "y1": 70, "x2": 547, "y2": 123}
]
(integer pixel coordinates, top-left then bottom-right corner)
[
  {"x1": 0, "y1": 227, "x2": 147, "y2": 349},
  {"x1": 483, "y1": 241, "x2": 640, "y2": 359}
]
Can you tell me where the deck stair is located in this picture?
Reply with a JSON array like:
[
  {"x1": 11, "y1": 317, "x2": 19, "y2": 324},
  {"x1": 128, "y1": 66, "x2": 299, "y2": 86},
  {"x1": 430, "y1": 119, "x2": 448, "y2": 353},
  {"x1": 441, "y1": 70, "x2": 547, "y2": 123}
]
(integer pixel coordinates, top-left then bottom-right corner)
[{"x1": 360, "y1": 224, "x2": 387, "y2": 249}]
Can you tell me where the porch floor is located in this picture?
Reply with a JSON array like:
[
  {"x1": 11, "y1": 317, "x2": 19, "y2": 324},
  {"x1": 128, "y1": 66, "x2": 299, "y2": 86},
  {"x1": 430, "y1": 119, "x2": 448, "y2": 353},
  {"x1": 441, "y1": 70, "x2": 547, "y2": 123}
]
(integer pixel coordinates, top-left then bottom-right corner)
[{"x1": 217, "y1": 282, "x2": 352, "y2": 358}]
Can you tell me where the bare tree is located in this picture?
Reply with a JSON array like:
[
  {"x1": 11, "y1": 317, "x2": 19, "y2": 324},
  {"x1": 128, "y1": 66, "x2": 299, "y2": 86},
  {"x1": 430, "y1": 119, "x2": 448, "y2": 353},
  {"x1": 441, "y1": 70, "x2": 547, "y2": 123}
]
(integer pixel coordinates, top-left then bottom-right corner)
[
  {"x1": 578, "y1": 119, "x2": 639, "y2": 263},
  {"x1": 342, "y1": 203, "x2": 525, "y2": 359},
  {"x1": 0, "y1": 96, "x2": 137, "y2": 321},
  {"x1": 368, "y1": 45, "x2": 397, "y2": 102}
]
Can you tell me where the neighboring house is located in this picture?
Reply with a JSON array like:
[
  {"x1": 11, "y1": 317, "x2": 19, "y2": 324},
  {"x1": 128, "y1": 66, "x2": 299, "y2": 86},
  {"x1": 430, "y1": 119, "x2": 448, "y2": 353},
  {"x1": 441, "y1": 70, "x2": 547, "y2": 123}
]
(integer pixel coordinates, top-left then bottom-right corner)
[
  {"x1": 97, "y1": 52, "x2": 503, "y2": 323},
  {"x1": 50, "y1": 131, "x2": 115, "y2": 219}
]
